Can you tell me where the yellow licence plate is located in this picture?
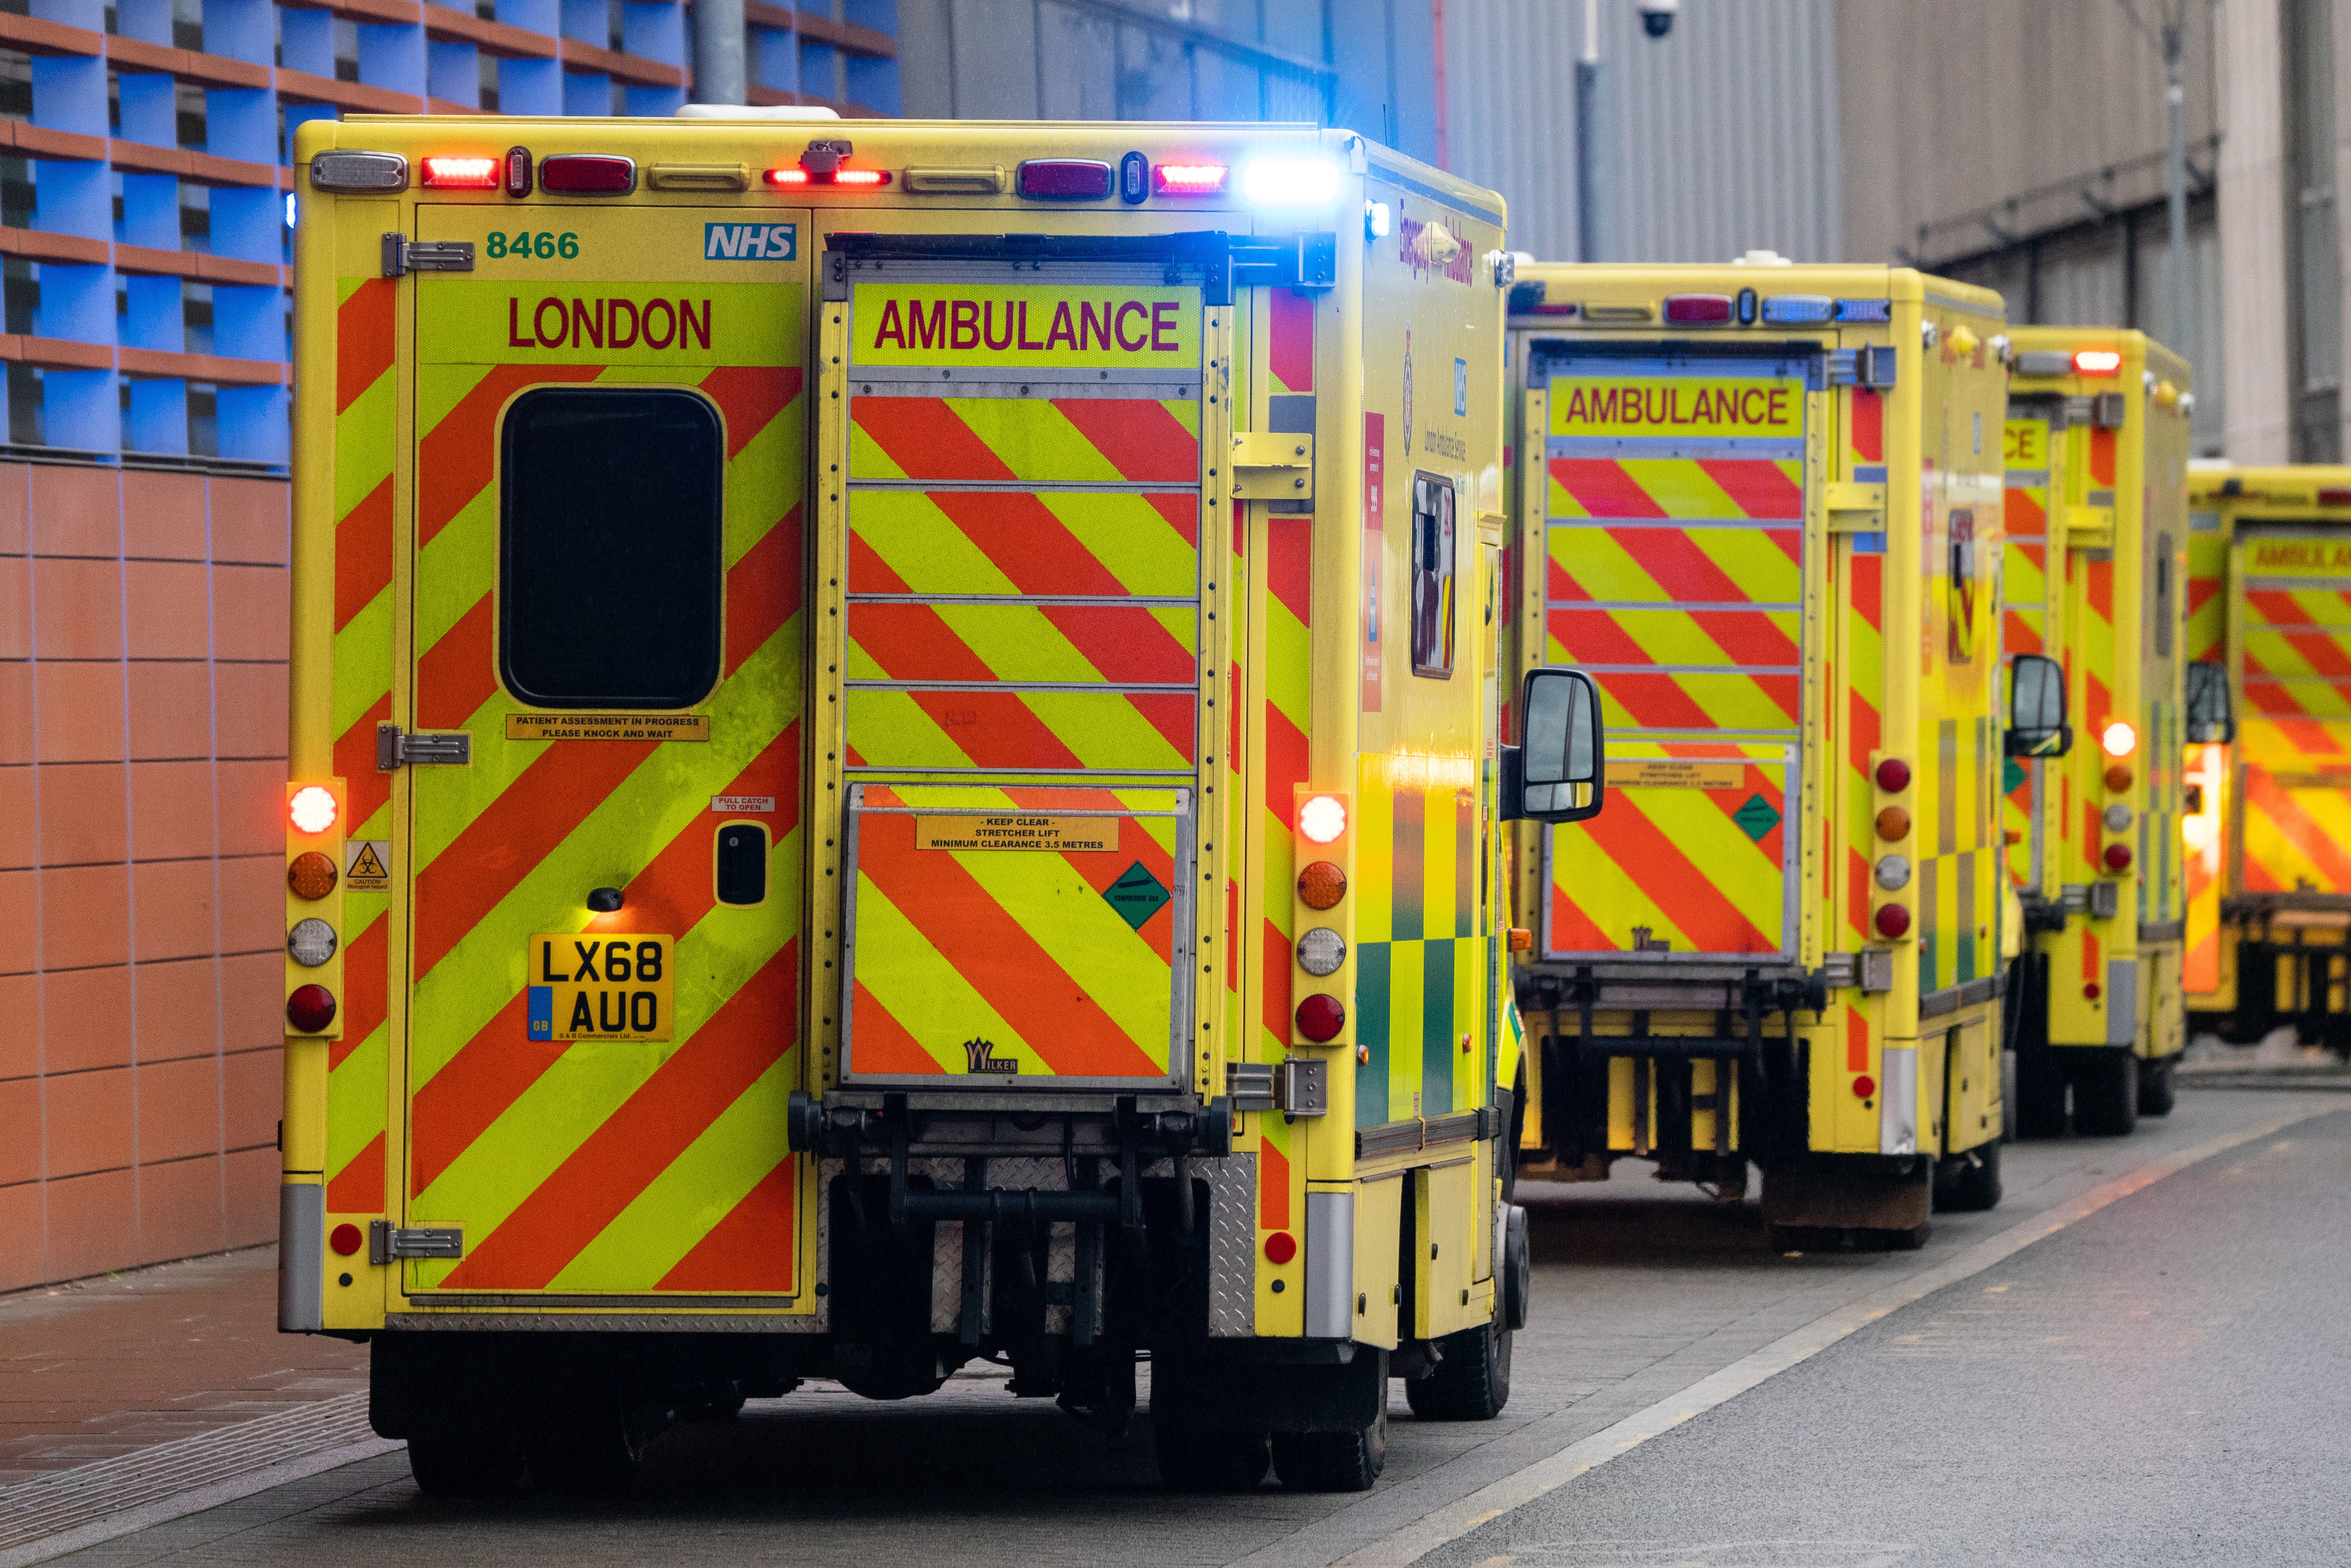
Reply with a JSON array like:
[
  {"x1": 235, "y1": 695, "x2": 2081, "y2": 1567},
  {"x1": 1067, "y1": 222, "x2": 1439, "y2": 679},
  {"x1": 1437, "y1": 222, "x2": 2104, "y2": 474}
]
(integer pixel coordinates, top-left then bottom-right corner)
[{"x1": 527, "y1": 933, "x2": 676, "y2": 1041}]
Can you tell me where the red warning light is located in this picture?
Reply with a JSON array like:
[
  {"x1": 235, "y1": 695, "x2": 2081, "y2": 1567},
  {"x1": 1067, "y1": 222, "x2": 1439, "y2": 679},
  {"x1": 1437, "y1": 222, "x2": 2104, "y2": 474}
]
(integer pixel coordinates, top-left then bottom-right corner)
[{"x1": 421, "y1": 155, "x2": 498, "y2": 190}]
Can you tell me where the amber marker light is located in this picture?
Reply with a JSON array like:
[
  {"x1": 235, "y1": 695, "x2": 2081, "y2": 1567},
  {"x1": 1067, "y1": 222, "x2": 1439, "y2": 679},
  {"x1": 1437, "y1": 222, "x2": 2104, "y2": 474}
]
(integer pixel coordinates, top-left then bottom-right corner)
[
  {"x1": 290, "y1": 785, "x2": 338, "y2": 834},
  {"x1": 1875, "y1": 806, "x2": 1910, "y2": 841},
  {"x1": 1298, "y1": 860, "x2": 1347, "y2": 909},
  {"x1": 287, "y1": 851, "x2": 337, "y2": 900}
]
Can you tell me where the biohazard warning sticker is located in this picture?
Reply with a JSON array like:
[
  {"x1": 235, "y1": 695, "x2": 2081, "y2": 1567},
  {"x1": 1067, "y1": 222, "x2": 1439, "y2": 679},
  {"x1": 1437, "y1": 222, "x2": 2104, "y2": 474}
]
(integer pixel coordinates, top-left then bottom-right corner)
[
  {"x1": 914, "y1": 815, "x2": 1118, "y2": 852},
  {"x1": 345, "y1": 841, "x2": 390, "y2": 890}
]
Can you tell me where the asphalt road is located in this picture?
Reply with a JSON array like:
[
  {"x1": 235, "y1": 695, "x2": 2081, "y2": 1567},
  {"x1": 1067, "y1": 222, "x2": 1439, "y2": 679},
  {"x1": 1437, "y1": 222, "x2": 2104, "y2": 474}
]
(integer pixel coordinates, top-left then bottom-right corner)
[
  {"x1": 24, "y1": 1088, "x2": 2346, "y2": 1568},
  {"x1": 1427, "y1": 1108, "x2": 2351, "y2": 1568}
]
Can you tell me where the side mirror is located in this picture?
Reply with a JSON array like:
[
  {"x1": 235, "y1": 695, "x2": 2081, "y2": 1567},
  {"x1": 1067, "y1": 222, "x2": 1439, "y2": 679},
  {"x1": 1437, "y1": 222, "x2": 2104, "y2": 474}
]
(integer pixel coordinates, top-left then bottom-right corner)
[
  {"x1": 2004, "y1": 652, "x2": 2072, "y2": 757},
  {"x1": 1502, "y1": 668, "x2": 1604, "y2": 823},
  {"x1": 2186, "y1": 660, "x2": 2236, "y2": 743}
]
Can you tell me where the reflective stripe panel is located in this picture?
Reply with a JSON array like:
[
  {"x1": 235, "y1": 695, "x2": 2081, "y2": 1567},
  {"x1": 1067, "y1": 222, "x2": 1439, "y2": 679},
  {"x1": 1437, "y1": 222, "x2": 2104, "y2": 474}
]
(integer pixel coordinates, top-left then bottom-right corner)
[
  {"x1": 323, "y1": 276, "x2": 399, "y2": 1217},
  {"x1": 1546, "y1": 743, "x2": 1794, "y2": 960},
  {"x1": 842, "y1": 784, "x2": 1188, "y2": 1087}
]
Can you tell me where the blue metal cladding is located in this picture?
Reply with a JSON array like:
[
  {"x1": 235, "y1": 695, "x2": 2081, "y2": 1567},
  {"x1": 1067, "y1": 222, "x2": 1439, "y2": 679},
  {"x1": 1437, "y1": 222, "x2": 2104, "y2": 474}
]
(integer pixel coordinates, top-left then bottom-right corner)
[{"x1": 0, "y1": 0, "x2": 897, "y2": 463}]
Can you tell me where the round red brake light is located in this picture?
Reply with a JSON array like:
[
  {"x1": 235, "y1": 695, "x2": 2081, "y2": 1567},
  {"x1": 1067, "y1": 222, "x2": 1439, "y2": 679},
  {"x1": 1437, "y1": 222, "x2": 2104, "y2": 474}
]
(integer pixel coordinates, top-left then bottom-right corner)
[
  {"x1": 1296, "y1": 993, "x2": 1345, "y2": 1042},
  {"x1": 286, "y1": 984, "x2": 337, "y2": 1034},
  {"x1": 1874, "y1": 903, "x2": 1911, "y2": 939}
]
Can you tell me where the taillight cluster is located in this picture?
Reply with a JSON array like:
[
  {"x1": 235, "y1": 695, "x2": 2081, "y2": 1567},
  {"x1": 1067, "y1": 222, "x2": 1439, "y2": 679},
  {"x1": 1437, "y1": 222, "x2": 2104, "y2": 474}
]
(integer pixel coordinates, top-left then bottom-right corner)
[
  {"x1": 2098, "y1": 721, "x2": 2137, "y2": 876},
  {"x1": 1292, "y1": 789, "x2": 1353, "y2": 1045},
  {"x1": 1870, "y1": 756, "x2": 1913, "y2": 942},
  {"x1": 285, "y1": 783, "x2": 347, "y2": 1037}
]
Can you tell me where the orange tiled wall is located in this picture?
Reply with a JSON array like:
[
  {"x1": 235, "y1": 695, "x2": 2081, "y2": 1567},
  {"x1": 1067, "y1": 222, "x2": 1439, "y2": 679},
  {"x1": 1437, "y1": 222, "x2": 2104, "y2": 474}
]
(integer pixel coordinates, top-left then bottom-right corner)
[{"x1": 0, "y1": 462, "x2": 290, "y2": 1292}]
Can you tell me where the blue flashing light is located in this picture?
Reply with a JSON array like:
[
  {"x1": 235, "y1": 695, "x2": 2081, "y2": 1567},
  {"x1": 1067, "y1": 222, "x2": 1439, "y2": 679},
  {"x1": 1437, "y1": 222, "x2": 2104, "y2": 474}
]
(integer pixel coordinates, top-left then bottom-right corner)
[
  {"x1": 1761, "y1": 294, "x2": 1832, "y2": 325},
  {"x1": 1833, "y1": 298, "x2": 1892, "y2": 323}
]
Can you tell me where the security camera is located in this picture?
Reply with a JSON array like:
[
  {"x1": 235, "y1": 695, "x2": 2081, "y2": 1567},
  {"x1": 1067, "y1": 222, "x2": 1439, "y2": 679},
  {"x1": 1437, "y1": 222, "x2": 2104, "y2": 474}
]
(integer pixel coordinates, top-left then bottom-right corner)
[{"x1": 1637, "y1": 0, "x2": 1678, "y2": 38}]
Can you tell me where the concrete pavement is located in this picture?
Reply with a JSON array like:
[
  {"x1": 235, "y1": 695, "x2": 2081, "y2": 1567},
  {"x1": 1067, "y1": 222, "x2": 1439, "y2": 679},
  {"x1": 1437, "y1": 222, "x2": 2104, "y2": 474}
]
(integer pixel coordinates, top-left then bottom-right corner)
[{"x1": 8, "y1": 1087, "x2": 2341, "y2": 1567}]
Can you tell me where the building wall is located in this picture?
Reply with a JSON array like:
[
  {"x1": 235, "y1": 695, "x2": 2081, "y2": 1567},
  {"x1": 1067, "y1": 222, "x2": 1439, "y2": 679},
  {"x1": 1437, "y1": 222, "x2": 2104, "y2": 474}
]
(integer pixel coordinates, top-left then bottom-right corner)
[{"x1": 0, "y1": 461, "x2": 288, "y2": 1293}]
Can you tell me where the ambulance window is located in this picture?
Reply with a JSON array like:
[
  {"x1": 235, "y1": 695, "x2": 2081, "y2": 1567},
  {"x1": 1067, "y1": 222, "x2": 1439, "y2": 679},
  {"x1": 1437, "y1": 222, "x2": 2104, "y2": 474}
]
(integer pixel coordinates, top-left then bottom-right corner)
[
  {"x1": 1411, "y1": 472, "x2": 1456, "y2": 678},
  {"x1": 499, "y1": 387, "x2": 724, "y2": 709}
]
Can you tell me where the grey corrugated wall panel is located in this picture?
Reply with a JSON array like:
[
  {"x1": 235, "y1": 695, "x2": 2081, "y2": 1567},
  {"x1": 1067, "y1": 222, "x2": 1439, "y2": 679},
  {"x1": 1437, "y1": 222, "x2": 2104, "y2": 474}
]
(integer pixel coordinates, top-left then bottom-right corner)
[{"x1": 1440, "y1": 0, "x2": 1838, "y2": 264}]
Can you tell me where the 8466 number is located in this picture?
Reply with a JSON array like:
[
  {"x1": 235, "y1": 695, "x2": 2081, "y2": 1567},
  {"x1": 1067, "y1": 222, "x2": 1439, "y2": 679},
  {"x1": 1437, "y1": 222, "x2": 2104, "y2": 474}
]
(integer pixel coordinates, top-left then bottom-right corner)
[{"x1": 487, "y1": 230, "x2": 580, "y2": 260}]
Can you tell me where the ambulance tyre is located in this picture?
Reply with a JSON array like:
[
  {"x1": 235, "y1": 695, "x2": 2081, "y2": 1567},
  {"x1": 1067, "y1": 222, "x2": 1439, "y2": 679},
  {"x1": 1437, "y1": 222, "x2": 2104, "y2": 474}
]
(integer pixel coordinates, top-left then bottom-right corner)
[
  {"x1": 406, "y1": 1430, "x2": 524, "y2": 1498},
  {"x1": 1153, "y1": 1422, "x2": 1272, "y2": 1492},
  {"x1": 2137, "y1": 1055, "x2": 2179, "y2": 1117},
  {"x1": 1273, "y1": 1407, "x2": 1387, "y2": 1493},
  {"x1": 1405, "y1": 1317, "x2": 1514, "y2": 1421},
  {"x1": 1933, "y1": 1140, "x2": 2002, "y2": 1213},
  {"x1": 2072, "y1": 1050, "x2": 2138, "y2": 1138},
  {"x1": 521, "y1": 1389, "x2": 651, "y2": 1493}
]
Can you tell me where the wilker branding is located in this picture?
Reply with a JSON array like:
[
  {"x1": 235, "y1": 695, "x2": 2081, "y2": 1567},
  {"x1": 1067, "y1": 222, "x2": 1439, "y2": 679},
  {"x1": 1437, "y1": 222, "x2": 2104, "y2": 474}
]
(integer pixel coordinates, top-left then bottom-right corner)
[{"x1": 963, "y1": 1038, "x2": 1018, "y2": 1075}]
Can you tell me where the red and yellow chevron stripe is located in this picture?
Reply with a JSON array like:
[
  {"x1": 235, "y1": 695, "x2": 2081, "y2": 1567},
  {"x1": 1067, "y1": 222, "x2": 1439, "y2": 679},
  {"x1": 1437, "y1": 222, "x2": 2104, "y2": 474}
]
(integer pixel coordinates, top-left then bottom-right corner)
[
  {"x1": 842, "y1": 393, "x2": 1203, "y2": 774},
  {"x1": 1546, "y1": 458, "x2": 1803, "y2": 732},
  {"x1": 397, "y1": 335, "x2": 807, "y2": 1296},
  {"x1": 843, "y1": 785, "x2": 1184, "y2": 1085},
  {"x1": 1843, "y1": 547, "x2": 1885, "y2": 946},
  {"x1": 1548, "y1": 741, "x2": 1792, "y2": 959},
  {"x1": 324, "y1": 276, "x2": 397, "y2": 1216}
]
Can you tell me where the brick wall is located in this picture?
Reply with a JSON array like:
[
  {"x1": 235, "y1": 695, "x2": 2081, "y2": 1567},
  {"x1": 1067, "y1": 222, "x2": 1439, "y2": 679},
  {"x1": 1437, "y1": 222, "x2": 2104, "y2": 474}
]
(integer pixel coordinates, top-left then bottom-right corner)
[{"x1": 0, "y1": 460, "x2": 289, "y2": 1292}]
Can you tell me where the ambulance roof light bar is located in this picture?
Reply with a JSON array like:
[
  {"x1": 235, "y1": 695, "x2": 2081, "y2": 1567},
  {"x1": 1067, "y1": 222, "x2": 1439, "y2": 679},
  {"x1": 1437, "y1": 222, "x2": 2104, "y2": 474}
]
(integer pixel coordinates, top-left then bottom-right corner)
[
  {"x1": 1153, "y1": 162, "x2": 1229, "y2": 195},
  {"x1": 1663, "y1": 293, "x2": 1732, "y2": 324}
]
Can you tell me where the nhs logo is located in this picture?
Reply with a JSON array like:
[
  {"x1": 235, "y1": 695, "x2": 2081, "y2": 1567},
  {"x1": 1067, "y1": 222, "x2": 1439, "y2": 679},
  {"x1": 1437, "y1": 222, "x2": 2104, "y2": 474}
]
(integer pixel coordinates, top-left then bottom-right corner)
[{"x1": 704, "y1": 222, "x2": 797, "y2": 261}]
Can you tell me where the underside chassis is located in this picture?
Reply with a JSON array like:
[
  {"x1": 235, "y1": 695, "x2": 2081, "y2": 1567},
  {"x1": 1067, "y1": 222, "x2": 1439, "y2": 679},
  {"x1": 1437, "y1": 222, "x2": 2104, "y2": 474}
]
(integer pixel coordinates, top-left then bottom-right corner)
[
  {"x1": 2192, "y1": 905, "x2": 2351, "y2": 1056},
  {"x1": 1518, "y1": 966, "x2": 1998, "y2": 1239},
  {"x1": 366, "y1": 1097, "x2": 1520, "y2": 1496}
]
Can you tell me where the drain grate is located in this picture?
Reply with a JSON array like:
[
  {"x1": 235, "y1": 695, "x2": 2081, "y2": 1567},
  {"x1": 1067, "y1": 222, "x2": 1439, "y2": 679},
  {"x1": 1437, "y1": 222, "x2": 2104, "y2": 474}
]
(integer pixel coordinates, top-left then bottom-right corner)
[{"x1": 0, "y1": 1392, "x2": 389, "y2": 1555}]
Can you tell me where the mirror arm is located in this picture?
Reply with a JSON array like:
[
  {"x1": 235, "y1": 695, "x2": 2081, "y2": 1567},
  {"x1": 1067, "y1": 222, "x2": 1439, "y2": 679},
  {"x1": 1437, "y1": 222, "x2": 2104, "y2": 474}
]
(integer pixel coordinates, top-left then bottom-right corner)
[{"x1": 1498, "y1": 745, "x2": 1525, "y2": 823}]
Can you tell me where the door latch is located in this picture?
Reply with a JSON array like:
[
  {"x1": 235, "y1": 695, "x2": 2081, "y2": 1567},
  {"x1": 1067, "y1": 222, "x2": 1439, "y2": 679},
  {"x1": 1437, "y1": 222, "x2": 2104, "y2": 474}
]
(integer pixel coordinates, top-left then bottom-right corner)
[
  {"x1": 377, "y1": 722, "x2": 472, "y2": 771},
  {"x1": 369, "y1": 1221, "x2": 464, "y2": 1263},
  {"x1": 381, "y1": 233, "x2": 475, "y2": 278}
]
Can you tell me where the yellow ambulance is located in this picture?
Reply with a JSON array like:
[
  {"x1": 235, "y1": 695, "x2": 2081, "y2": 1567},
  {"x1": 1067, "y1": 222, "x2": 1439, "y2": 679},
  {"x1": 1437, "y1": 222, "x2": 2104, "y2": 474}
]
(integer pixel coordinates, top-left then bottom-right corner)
[
  {"x1": 278, "y1": 111, "x2": 1598, "y2": 1496},
  {"x1": 2181, "y1": 465, "x2": 2351, "y2": 1052},
  {"x1": 1502, "y1": 258, "x2": 2008, "y2": 1245},
  {"x1": 1998, "y1": 329, "x2": 2192, "y2": 1133}
]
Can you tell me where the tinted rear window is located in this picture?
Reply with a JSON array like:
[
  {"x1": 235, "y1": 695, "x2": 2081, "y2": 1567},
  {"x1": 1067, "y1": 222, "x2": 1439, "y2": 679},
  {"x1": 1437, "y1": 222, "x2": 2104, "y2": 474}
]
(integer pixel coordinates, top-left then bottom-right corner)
[{"x1": 499, "y1": 387, "x2": 724, "y2": 708}]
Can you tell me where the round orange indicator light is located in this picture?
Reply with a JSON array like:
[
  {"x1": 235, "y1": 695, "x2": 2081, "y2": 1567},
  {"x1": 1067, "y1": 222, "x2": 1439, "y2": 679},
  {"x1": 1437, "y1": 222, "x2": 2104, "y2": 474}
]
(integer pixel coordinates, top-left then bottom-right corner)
[
  {"x1": 330, "y1": 1223, "x2": 364, "y2": 1257},
  {"x1": 1300, "y1": 795, "x2": 1347, "y2": 844},
  {"x1": 1875, "y1": 806, "x2": 1911, "y2": 841},
  {"x1": 1264, "y1": 1232, "x2": 1298, "y2": 1264},
  {"x1": 2104, "y1": 764, "x2": 2134, "y2": 793},
  {"x1": 1296, "y1": 993, "x2": 1345, "y2": 1042},
  {"x1": 1298, "y1": 860, "x2": 1347, "y2": 909},
  {"x1": 286, "y1": 983, "x2": 337, "y2": 1034},
  {"x1": 289, "y1": 785, "x2": 337, "y2": 835},
  {"x1": 287, "y1": 851, "x2": 338, "y2": 900}
]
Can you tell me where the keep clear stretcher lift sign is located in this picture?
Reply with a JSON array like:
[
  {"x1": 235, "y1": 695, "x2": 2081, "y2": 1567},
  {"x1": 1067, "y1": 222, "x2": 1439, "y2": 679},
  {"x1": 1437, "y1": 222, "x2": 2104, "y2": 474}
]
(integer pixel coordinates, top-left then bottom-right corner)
[{"x1": 852, "y1": 283, "x2": 1200, "y2": 368}]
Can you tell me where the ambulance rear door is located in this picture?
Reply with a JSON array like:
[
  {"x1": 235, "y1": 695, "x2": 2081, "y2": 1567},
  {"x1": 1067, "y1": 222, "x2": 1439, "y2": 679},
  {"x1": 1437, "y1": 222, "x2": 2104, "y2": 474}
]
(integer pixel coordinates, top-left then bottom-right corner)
[
  {"x1": 1531, "y1": 344, "x2": 1810, "y2": 965},
  {"x1": 394, "y1": 200, "x2": 812, "y2": 1304}
]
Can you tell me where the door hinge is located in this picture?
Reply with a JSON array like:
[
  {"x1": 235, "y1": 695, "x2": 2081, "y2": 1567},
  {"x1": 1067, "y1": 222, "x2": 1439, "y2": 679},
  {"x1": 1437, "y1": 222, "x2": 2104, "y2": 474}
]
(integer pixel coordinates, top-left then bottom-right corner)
[
  {"x1": 382, "y1": 233, "x2": 474, "y2": 278},
  {"x1": 377, "y1": 721, "x2": 472, "y2": 770},
  {"x1": 368, "y1": 1221, "x2": 464, "y2": 1263}
]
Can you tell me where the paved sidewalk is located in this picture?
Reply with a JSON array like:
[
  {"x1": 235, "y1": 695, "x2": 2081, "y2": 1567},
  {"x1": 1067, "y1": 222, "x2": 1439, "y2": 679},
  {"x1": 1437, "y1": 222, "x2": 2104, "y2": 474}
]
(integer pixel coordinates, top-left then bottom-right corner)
[{"x1": 0, "y1": 1247, "x2": 367, "y2": 1489}]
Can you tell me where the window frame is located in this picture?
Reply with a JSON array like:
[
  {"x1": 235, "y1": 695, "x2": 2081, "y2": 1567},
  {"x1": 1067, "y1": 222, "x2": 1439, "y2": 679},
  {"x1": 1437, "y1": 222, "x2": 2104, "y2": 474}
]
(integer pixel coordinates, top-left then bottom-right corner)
[{"x1": 1409, "y1": 469, "x2": 1457, "y2": 679}]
